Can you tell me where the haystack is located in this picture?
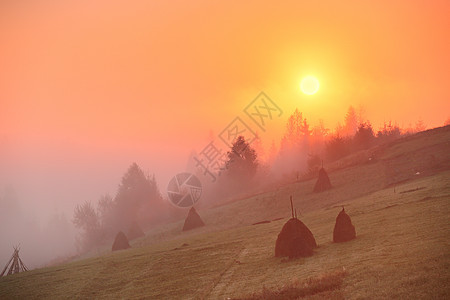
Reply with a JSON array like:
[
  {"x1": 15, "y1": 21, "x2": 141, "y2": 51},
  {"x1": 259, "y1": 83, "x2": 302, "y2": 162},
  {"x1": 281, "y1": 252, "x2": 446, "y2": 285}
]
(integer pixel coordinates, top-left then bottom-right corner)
[
  {"x1": 275, "y1": 218, "x2": 317, "y2": 258},
  {"x1": 313, "y1": 168, "x2": 332, "y2": 192},
  {"x1": 182, "y1": 207, "x2": 205, "y2": 231},
  {"x1": 275, "y1": 196, "x2": 317, "y2": 258},
  {"x1": 127, "y1": 221, "x2": 145, "y2": 240},
  {"x1": 112, "y1": 231, "x2": 130, "y2": 251},
  {"x1": 333, "y1": 207, "x2": 356, "y2": 243}
]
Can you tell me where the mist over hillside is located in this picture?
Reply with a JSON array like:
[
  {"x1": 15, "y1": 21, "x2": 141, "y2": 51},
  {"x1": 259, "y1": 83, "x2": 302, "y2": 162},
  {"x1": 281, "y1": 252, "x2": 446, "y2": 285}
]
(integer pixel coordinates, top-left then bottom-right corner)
[{"x1": 1, "y1": 1, "x2": 449, "y2": 297}]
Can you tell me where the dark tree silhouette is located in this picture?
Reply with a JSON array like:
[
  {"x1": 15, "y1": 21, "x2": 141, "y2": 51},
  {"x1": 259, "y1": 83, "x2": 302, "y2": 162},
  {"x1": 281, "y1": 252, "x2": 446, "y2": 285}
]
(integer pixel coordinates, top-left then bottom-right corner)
[
  {"x1": 73, "y1": 201, "x2": 99, "y2": 232},
  {"x1": 72, "y1": 163, "x2": 165, "y2": 252},
  {"x1": 211, "y1": 136, "x2": 259, "y2": 199},
  {"x1": 325, "y1": 135, "x2": 352, "y2": 161},
  {"x1": 97, "y1": 194, "x2": 115, "y2": 237},
  {"x1": 73, "y1": 201, "x2": 102, "y2": 250},
  {"x1": 353, "y1": 122, "x2": 375, "y2": 150},
  {"x1": 377, "y1": 121, "x2": 401, "y2": 143},
  {"x1": 114, "y1": 163, "x2": 163, "y2": 228},
  {"x1": 225, "y1": 136, "x2": 258, "y2": 180}
]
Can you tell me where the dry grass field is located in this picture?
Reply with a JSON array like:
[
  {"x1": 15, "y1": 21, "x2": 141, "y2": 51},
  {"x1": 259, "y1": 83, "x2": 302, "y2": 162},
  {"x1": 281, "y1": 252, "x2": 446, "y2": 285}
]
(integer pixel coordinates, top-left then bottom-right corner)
[{"x1": 1, "y1": 126, "x2": 449, "y2": 299}]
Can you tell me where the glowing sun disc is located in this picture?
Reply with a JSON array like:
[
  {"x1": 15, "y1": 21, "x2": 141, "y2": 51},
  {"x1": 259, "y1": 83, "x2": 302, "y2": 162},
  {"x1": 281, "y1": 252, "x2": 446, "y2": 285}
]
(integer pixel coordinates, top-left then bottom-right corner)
[{"x1": 300, "y1": 76, "x2": 320, "y2": 95}]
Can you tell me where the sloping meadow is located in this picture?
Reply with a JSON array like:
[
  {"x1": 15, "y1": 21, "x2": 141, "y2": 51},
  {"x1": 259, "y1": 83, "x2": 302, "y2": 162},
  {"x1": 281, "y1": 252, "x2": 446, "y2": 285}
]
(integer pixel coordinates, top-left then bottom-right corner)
[{"x1": 1, "y1": 127, "x2": 449, "y2": 299}]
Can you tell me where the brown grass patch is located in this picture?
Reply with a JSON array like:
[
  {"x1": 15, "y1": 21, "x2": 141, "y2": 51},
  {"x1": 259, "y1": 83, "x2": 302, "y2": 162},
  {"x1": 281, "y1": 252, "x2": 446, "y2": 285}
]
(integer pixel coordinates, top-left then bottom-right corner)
[
  {"x1": 234, "y1": 268, "x2": 347, "y2": 300},
  {"x1": 399, "y1": 186, "x2": 426, "y2": 194}
]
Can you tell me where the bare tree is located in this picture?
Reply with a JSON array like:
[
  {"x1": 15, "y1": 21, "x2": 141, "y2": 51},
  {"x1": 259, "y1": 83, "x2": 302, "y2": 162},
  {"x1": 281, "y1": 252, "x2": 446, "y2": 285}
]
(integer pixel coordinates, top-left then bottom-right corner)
[{"x1": 73, "y1": 201, "x2": 101, "y2": 251}]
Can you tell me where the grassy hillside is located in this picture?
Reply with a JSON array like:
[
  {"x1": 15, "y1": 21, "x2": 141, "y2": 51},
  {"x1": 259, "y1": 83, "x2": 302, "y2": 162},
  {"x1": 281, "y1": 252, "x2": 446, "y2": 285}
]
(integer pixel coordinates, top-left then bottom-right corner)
[{"x1": 1, "y1": 126, "x2": 449, "y2": 299}]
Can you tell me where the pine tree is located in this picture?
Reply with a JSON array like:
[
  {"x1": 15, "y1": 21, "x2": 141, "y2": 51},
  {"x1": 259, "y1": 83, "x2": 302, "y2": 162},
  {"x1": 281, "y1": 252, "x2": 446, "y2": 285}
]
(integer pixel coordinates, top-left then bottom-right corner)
[
  {"x1": 225, "y1": 136, "x2": 258, "y2": 179},
  {"x1": 114, "y1": 163, "x2": 162, "y2": 228}
]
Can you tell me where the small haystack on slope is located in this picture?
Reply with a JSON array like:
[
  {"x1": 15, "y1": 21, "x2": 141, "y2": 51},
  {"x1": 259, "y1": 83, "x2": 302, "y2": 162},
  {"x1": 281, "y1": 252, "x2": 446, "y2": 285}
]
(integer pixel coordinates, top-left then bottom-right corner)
[
  {"x1": 275, "y1": 197, "x2": 317, "y2": 258},
  {"x1": 127, "y1": 221, "x2": 145, "y2": 240},
  {"x1": 112, "y1": 231, "x2": 131, "y2": 251},
  {"x1": 1, "y1": 246, "x2": 28, "y2": 277},
  {"x1": 333, "y1": 207, "x2": 356, "y2": 243},
  {"x1": 313, "y1": 167, "x2": 332, "y2": 193},
  {"x1": 182, "y1": 207, "x2": 205, "y2": 231}
]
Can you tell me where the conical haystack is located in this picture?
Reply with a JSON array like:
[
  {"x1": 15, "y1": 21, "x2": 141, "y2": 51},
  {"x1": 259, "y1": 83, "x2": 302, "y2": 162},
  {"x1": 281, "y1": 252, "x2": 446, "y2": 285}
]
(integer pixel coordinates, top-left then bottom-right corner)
[
  {"x1": 333, "y1": 207, "x2": 356, "y2": 242},
  {"x1": 112, "y1": 231, "x2": 131, "y2": 251},
  {"x1": 182, "y1": 207, "x2": 205, "y2": 231},
  {"x1": 275, "y1": 218, "x2": 317, "y2": 258},
  {"x1": 127, "y1": 221, "x2": 145, "y2": 240},
  {"x1": 313, "y1": 168, "x2": 332, "y2": 192}
]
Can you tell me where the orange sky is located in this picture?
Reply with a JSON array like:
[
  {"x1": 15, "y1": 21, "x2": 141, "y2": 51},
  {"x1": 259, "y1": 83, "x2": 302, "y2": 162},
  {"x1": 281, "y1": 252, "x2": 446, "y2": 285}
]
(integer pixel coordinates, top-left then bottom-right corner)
[{"x1": 1, "y1": 0, "x2": 449, "y2": 217}]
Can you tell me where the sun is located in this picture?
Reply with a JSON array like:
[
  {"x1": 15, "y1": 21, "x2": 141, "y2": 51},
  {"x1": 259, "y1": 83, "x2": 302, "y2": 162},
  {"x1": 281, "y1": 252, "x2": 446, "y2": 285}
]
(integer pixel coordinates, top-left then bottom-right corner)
[{"x1": 300, "y1": 76, "x2": 320, "y2": 95}]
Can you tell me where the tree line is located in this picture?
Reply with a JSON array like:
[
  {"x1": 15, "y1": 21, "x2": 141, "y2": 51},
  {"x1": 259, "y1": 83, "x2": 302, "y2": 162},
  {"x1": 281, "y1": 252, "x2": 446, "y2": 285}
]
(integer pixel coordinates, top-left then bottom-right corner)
[
  {"x1": 73, "y1": 163, "x2": 166, "y2": 251},
  {"x1": 73, "y1": 105, "x2": 434, "y2": 252}
]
